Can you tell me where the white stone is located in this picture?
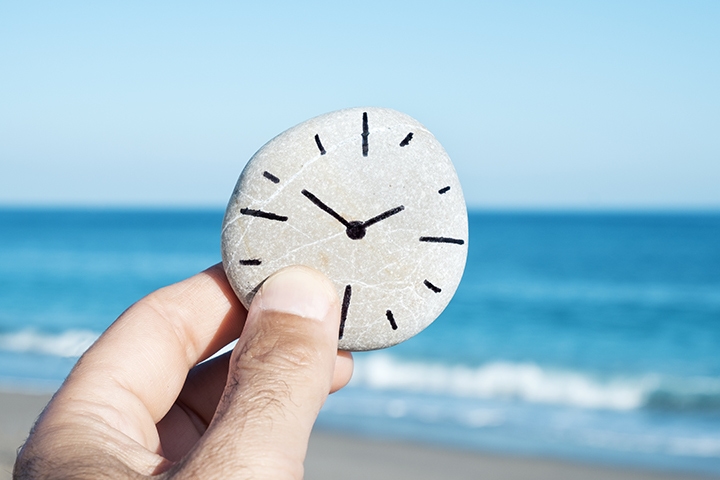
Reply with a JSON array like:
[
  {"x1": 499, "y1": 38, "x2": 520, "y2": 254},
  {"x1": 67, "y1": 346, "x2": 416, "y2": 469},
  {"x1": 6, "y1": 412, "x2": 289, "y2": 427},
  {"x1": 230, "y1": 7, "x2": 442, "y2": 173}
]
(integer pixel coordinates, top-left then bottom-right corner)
[{"x1": 222, "y1": 107, "x2": 468, "y2": 351}]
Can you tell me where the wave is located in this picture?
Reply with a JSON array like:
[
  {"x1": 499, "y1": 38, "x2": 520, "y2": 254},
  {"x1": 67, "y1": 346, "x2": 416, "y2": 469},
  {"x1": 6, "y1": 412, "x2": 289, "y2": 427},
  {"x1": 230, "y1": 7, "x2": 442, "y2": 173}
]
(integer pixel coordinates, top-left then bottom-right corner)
[
  {"x1": 351, "y1": 354, "x2": 720, "y2": 413},
  {"x1": 646, "y1": 377, "x2": 720, "y2": 412},
  {"x1": 578, "y1": 429, "x2": 720, "y2": 458},
  {"x1": 0, "y1": 329, "x2": 99, "y2": 357},
  {"x1": 3, "y1": 330, "x2": 720, "y2": 415}
]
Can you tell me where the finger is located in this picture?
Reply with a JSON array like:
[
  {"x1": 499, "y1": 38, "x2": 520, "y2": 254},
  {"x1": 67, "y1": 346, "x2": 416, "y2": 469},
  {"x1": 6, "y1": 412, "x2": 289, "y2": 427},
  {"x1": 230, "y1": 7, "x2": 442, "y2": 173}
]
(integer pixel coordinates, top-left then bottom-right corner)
[
  {"x1": 332, "y1": 350, "x2": 354, "y2": 392},
  {"x1": 165, "y1": 348, "x2": 352, "y2": 435},
  {"x1": 173, "y1": 265, "x2": 342, "y2": 479},
  {"x1": 44, "y1": 264, "x2": 247, "y2": 453},
  {"x1": 157, "y1": 347, "x2": 353, "y2": 461},
  {"x1": 156, "y1": 352, "x2": 231, "y2": 462}
]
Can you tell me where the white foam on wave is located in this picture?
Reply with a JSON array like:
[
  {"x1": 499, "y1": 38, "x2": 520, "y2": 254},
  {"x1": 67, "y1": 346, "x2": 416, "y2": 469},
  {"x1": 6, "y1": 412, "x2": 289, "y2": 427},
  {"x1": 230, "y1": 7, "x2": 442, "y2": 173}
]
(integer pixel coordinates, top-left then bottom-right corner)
[
  {"x1": 581, "y1": 429, "x2": 720, "y2": 458},
  {"x1": 351, "y1": 353, "x2": 653, "y2": 411},
  {"x1": 0, "y1": 329, "x2": 99, "y2": 357}
]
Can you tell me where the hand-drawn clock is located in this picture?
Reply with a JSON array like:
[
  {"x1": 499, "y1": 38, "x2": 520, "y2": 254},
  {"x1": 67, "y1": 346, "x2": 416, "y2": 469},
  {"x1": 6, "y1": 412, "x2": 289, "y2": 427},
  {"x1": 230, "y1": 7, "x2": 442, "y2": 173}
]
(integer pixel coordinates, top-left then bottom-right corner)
[{"x1": 221, "y1": 107, "x2": 468, "y2": 351}]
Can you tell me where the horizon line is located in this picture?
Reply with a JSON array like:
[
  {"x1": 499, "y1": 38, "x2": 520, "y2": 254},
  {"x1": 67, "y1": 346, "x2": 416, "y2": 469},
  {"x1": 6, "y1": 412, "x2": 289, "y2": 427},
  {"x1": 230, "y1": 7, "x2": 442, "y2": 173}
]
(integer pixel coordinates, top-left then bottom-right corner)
[{"x1": 2, "y1": 203, "x2": 719, "y2": 215}]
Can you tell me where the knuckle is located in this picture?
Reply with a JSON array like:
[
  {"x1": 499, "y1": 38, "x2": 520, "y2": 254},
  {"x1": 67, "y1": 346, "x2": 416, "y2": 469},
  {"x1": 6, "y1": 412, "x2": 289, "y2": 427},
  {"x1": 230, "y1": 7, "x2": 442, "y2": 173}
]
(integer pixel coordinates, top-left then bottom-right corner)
[{"x1": 240, "y1": 315, "x2": 323, "y2": 373}]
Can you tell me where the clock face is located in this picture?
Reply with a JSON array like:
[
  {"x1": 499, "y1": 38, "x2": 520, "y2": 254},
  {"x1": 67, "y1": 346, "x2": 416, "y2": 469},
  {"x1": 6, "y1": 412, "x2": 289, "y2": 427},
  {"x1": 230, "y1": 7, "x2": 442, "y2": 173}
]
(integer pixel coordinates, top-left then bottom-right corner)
[{"x1": 222, "y1": 107, "x2": 468, "y2": 351}]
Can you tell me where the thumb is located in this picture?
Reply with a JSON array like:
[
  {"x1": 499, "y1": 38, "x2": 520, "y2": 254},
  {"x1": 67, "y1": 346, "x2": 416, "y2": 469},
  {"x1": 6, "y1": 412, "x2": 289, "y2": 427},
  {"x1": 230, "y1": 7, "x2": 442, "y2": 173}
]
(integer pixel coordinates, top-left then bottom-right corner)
[{"x1": 173, "y1": 265, "x2": 341, "y2": 480}]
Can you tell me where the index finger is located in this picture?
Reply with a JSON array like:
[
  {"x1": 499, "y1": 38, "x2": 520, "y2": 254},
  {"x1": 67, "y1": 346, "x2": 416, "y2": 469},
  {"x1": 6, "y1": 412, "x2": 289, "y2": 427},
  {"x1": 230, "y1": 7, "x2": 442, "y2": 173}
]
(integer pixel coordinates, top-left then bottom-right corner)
[{"x1": 52, "y1": 263, "x2": 246, "y2": 449}]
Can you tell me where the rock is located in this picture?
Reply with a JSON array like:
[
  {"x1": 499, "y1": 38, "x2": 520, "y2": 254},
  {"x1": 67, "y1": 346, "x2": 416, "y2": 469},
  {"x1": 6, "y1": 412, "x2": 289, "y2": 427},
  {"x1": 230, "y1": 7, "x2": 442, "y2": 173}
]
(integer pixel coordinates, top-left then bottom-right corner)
[{"x1": 222, "y1": 107, "x2": 468, "y2": 351}]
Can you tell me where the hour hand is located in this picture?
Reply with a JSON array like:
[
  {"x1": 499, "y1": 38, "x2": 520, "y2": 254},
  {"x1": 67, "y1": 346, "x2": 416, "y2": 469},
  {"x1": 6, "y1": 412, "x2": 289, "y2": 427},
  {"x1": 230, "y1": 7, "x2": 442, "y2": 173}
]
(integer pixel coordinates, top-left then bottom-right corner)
[
  {"x1": 301, "y1": 189, "x2": 350, "y2": 227},
  {"x1": 362, "y1": 205, "x2": 405, "y2": 228}
]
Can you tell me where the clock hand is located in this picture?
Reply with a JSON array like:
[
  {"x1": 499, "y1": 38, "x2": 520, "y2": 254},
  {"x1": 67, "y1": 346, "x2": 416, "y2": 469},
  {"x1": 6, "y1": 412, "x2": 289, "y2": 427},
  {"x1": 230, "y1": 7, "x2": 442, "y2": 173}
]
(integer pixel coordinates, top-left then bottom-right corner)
[
  {"x1": 301, "y1": 190, "x2": 404, "y2": 241},
  {"x1": 301, "y1": 189, "x2": 350, "y2": 227},
  {"x1": 302, "y1": 189, "x2": 368, "y2": 240},
  {"x1": 345, "y1": 205, "x2": 404, "y2": 240},
  {"x1": 361, "y1": 205, "x2": 405, "y2": 229}
]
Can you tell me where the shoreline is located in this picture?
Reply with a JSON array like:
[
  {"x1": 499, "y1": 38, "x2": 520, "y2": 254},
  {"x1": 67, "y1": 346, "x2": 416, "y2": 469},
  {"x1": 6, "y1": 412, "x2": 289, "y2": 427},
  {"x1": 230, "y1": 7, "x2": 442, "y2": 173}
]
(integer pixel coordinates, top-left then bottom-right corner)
[
  {"x1": 307, "y1": 429, "x2": 715, "y2": 480},
  {"x1": 1, "y1": 392, "x2": 715, "y2": 480}
]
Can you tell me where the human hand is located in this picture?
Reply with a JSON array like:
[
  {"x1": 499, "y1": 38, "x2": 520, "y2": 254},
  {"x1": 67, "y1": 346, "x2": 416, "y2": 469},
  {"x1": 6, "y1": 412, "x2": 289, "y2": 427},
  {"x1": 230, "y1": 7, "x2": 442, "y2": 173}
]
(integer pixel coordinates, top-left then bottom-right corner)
[{"x1": 14, "y1": 264, "x2": 353, "y2": 479}]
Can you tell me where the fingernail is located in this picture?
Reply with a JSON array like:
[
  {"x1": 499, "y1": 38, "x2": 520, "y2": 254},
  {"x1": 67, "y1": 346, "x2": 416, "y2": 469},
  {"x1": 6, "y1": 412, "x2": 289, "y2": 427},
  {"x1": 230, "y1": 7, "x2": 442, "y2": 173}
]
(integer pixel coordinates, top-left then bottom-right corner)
[{"x1": 257, "y1": 266, "x2": 336, "y2": 320}]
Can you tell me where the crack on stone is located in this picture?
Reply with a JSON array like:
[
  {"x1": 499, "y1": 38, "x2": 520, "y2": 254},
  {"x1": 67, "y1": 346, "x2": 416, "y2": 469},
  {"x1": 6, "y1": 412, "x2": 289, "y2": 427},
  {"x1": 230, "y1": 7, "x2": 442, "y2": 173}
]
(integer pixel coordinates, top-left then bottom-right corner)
[{"x1": 272, "y1": 231, "x2": 350, "y2": 268}]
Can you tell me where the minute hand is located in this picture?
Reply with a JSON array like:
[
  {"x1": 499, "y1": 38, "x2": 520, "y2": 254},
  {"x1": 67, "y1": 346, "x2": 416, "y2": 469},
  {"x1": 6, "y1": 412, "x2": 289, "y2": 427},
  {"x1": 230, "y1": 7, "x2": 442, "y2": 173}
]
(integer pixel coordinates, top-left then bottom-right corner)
[
  {"x1": 362, "y1": 205, "x2": 405, "y2": 228},
  {"x1": 301, "y1": 189, "x2": 350, "y2": 227}
]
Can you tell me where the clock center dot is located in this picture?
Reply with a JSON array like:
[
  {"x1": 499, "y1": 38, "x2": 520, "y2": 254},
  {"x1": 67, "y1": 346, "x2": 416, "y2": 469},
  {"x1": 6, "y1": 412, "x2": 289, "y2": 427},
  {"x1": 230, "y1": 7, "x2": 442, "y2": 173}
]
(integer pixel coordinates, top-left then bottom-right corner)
[{"x1": 346, "y1": 221, "x2": 366, "y2": 240}]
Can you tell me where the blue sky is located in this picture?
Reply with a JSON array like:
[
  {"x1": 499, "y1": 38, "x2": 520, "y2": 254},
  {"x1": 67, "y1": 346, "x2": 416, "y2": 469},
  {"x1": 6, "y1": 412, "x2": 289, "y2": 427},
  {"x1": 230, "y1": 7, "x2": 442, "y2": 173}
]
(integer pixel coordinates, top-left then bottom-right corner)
[{"x1": 2, "y1": 1, "x2": 719, "y2": 209}]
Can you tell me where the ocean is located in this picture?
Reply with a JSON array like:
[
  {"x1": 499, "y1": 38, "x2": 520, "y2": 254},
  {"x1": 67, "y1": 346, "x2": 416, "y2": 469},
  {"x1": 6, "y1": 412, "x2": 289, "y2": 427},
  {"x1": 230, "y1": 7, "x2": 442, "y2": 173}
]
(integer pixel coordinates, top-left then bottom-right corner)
[{"x1": 1, "y1": 209, "x2": 719, "y2": 475}]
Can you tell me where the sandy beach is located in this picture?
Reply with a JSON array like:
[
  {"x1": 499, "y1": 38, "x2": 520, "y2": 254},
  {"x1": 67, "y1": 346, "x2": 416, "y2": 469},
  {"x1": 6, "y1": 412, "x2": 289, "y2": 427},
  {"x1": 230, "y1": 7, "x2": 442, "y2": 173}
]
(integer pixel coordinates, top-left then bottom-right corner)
[
  {"x1": 0, "y1": 391, "x2": 713, "y2": 480},
  {"x1": 0, "y1": 392, "x2": 51, "y2": 479},
  {"x1": 306, "y1": 431, "x2": 716, "y2": 480}
]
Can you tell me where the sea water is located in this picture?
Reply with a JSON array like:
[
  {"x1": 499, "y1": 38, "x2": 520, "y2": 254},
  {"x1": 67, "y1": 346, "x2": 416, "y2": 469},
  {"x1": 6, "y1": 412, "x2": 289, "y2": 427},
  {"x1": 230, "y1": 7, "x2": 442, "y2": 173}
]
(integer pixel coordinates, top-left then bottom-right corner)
[{"x1": 1, "y1": 209, "x2": 719, "y2": 474}]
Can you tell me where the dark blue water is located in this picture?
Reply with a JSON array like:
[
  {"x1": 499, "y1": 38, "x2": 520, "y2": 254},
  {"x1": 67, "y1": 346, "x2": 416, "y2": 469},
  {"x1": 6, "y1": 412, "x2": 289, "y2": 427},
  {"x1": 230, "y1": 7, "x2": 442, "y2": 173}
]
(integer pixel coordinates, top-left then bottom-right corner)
[
  {"x1": 399, "y1": 213, "x2": 720, "y2": 377},
  {"x1": 1, "y1": 209, "x2": 719, "y2": 474}
]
